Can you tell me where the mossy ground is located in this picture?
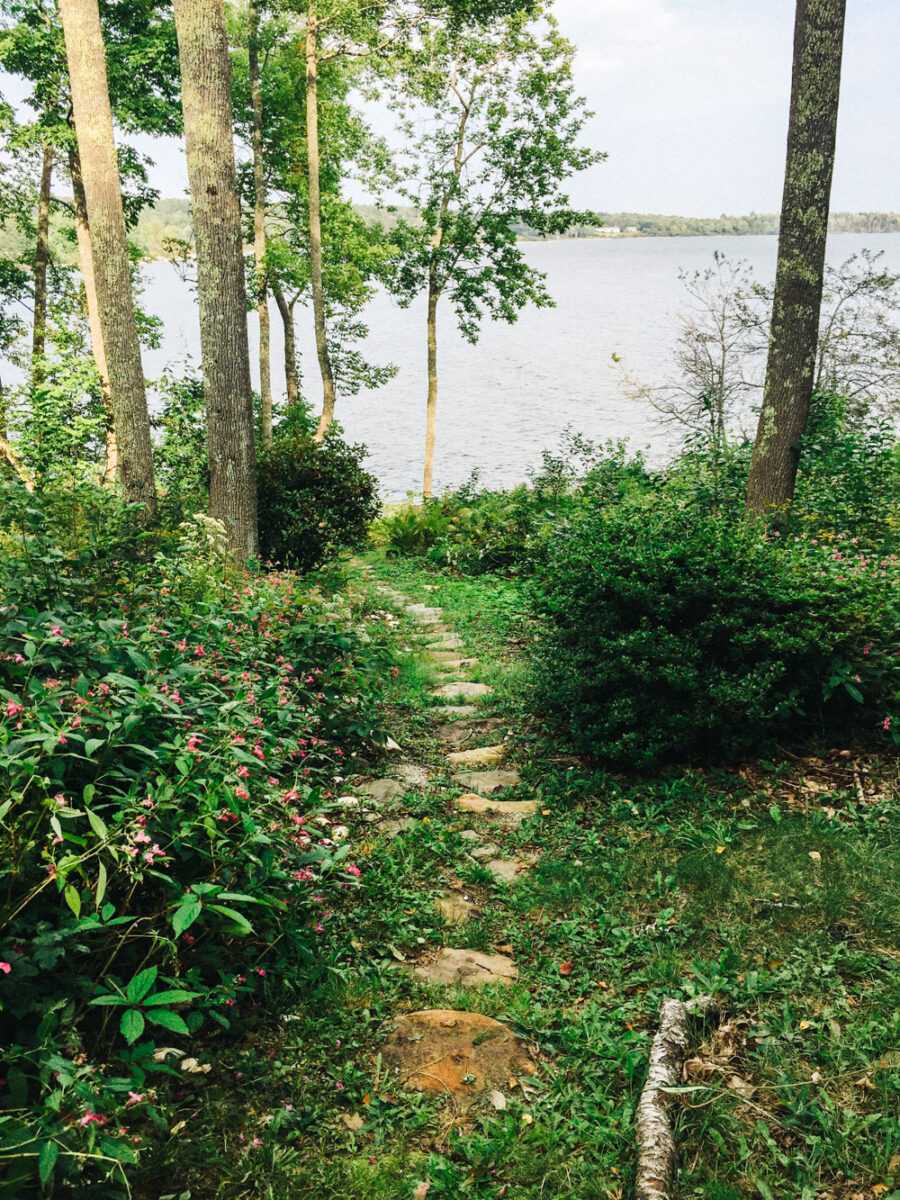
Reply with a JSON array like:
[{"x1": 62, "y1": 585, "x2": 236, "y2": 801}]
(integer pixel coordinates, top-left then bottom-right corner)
[{"x1": 142, "y1": 553, "x2": 900, "y2": 1200}]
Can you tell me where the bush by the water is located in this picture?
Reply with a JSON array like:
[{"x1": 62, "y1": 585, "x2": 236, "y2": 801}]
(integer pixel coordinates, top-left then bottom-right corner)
[
  {"x1": 0, "y1": 483, "x2": 391, "y2": 1193},
  {"x1": 530, "y1": 499, "x2": 899, "y2": 767},
  {"x1": 258, "y1": 427, "x2": 380, "y2": 571}
]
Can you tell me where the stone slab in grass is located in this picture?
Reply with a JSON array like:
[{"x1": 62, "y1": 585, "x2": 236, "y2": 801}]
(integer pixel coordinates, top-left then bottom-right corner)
[
  {"x1": 434, "y1": 718, "x2": 508, "y2": 746},
  {"x1": 454, "y1": 792, "x2": 538, "y2": 820},
  {"x1": 452, "y1": 769, "x2": 521, "y2": 794},
  {"x1": 431, "y1": 682, "x2": 492, "y2": 700},
  {"x1": 430, "y1": 705, "x2": 479, "y2": 718},
  {"x1": 435, "y1": 893, "x2": 478, "y2": 926},
  {"x1": 446, "y1": 745, "x2": 506, "y2": 768},
  {"x1": 413, "y1": 948, "x2": 517, "y2": 988},
  {"x1": 380, "y1": 1009, "x2": 535, "y2": 1096},
  {"x1": 358, "y1": 778, "x2": 407, "y2": 806},
  {"x1": 483, "y1": 858, "x2": 531, "y2": 885},
  {"x1": 469, "y1": 842, "x2": 500, "y2": 862},
  {"x1": 431, "y1": 659, "x2": 477, "y2": 674},
  {"x1": 393, "y1": 762, "x2": 431, "y2": 788},
  {"x1": 421, "y1": 633, "x2": 462, "y2": 648},
  {"x1": 378, "y1": 816, "x2": 417, "y2": 838},
  {"x1": 406, "y1": 604, "x2": 443, "y2": 622},
  {"x1": 426, "y1": 650, "x2": 478, "y2": 664}
]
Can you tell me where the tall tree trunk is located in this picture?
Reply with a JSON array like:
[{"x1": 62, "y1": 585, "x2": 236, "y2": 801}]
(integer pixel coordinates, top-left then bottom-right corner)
[
  {"x1": 745, "y1": 0, "x2": 846, "y2": 518},
  {"x1": 31, "y1": 141, "x2": 54, "y2": 383},
  {"x1": 59, "y1": 0, "x2": 156, "y2": 514},
  {"x1": 306, "y1": 7, "x2": 337, "y2": 442},
  {"x1": 273, "y1": 283, "x2": 301, "y2": 409},
  {"x1": 423, "y1": 281, "x2": 439, "y2": 499},
  {"x1": 68, "y1": 138, "x2": 118, "y2": 483},
  {"x1": 249, "y1": 0, "x2": 273, "y2": 446},
  {"x1": 172, "y1": 0, "x2": 258, "y2": 558}
]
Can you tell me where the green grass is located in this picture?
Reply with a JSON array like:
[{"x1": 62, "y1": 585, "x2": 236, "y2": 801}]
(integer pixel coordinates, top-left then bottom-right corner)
[{"x1": 136, "y1": 554, "x2": 900, "y2": 1200}]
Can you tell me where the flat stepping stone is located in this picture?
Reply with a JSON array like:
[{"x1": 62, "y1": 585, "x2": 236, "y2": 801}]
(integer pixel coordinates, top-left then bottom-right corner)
[
  {"x1": 455, "y1": 793, "x2": 538, "y2": 822},
  {"x1": 483, "y1": 858, "x2": 532, "y2": 885},
  {"x1": 447, "y1": 745, "x2": 507, "y2": 768},
  {"x1": 431, "y1": 659, "x2": 477, "y2": 673},
  {"x1": 358, "y1": 779, "x2": 406, "y2": 805},
  {"x1": 406, "y1": 604, "x2": 443, "y2": 622},
  {"x1": 431, "y1": 705, "x2": 479, "y2": 718},
  {"x1": 426, "y1": 651, "x2": 478, "y2": 664},
  {"x1": 469, "y1": 842, "x2": 500, "y2": 862},
  {"x1": 435, "y1": 893, "x2": 479, "y2": 926},
  {"x1": 380, "y1": 1009, "x2": 535, "y2": 1097},
  {"x1": 422, "y1": 634, "x2": 463, "y2": 649},
  {"x1": 393, "y1": 762, "x2": 431, "y2": 787},
  {"x1": 413, "y1": 948, "x2": 517, "y2": 989},
  {"x1": 379, "y1": 816, "x2": 417, "y2": 838},
  {"x1": 452, "y1": 769, "x2": 521, "y2": 794},
  {"x1": 431, "y1": 682, "x2": 492, "y2": 700},
  {"x1": 435, "y1": 718, "x2": 507, "y2": 746}
]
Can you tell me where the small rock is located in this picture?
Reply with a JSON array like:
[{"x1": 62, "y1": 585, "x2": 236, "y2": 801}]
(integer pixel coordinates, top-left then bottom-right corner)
[
  {"x1": 458, "y1": 829, "x2": 482, "y2": 843},
  {"x1": 413, "y1": 947, "x2": 517, "y2": 988},
  {"x1": 488, "y1": 1090, "x2": 507, "y2": 1110},
  {"x1": 455, "y1": 793, "x2": 538, "y2": 819},
  {"x1": 447, "y1": 745, "x2": 507, "y2": 768},
  {"x1": 358, "y1": 779, "x2": 407, "y2": 805},
  {"x1": 469, "y1": 842, "x2": 500, "y2": 862},
  {"x1": 380, "y1": 1010, "x2": 534, "y2": 1097},
  {"x1": 452, "y1": 769, "x2": 521, "y2": 793},
  {"x1": 435, "y1": 893, "x2": 478, "y2": 926},
  {"x1": 431, "y1": 682, "x2": 493, "y2": 700},
  {"x1": 393, "y1": 762, "x2": 431, "y2": 787},
  {"x1": 483, "y1": 859, "x2": 529, "y2": 885}
]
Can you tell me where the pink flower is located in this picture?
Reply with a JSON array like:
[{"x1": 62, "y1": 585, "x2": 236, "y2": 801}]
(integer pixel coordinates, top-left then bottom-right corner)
[
  {"x1": 5, "y1": 700, "x2": 23, "y2": 717},
  {"x1": 237, "y1": 765, "x2": 249, "y2": 777},
  {"x1": 126, "y1": 1092, "x2": 145, "y2": 1107},
  {"x1": 885, "y1": 717, "x2": 892, "y2": 732},
  {"x1": 0, "y1": 962, "x2": 11, "y2": 975},
  {"x1": 345, "y1": 863, "x2": 361, "y2": 878},
  {"x1": 78, "y1": 1109, "x2": 108, "y2": 1127}
]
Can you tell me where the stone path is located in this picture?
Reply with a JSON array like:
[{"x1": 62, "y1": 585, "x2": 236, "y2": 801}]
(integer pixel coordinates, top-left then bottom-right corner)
[{"x1": 355, "y1": 578, "x2": 544, "y2": 1100}]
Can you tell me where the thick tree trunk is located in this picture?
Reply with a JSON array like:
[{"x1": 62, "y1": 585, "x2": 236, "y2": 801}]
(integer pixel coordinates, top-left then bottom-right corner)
[
  {"x1": 31, "y1": 141, "x2": 54, "y2": 382},
  {"x1": 172, "y1": 0, "x2": 259, "y2": 558},
  {"x1": 745, "y1": 0, "x2": 846, "y2": 518},
  {"x1": 69, "y1": 140, "x2": 118, "y2": 483},
  {"x1": 423, "y1": 284, "x2": 439, "y2": 498},
  {"x1": 306, "y1": 8, "x2": 338, "y2": 442},
  {"x1": 249, "y1": 0, "x2": 273, "y2": 446},
  {"x1": 273, "y1": 284, "x2": 301, "y2": 409},
  {"x1": 59, "y1": 0, "x2": 156, "y2": 514}
]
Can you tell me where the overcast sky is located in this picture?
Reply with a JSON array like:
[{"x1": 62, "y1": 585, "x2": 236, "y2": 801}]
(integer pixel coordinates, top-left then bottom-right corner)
[{"x1": 123, "y1": 0, "x2": 900, "y2": 215}]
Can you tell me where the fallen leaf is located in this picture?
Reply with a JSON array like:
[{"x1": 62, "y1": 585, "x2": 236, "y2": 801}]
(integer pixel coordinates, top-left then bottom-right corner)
[
  {"x1": 488, "y1": 1090, "x2": 507, "y2": 1110},
  {"x1": 342, "y1": 1112, "x2": 364, "y2": 1131},
  {"x1": 559, "y1": 961, "x2": 573, "y2": 976},
  {"x1": 495, "y1": 943, "x2": 513, "y2": 954},
  {"x1": 521, "y1": 1113, "x2": 533, "y2": 1125},
  {"x1": 855, "y1": 1076, "x2": 876, "y2": 1091},
  {"x1": 413, "y1": 1183, "x2": 430, "y2": 1200},
  {"x1": 726, "y1": 1074, "x2": 756, "y2": 1099},
  {"x1": 799, "y1": 1020, "x2": 811, "y2": 1031},
  {"x1": 362, "y1": 1092, "x2": 371, "y2": 1106},
  {"x1": 170, "y1": 1120, "x2": 187, "y2": 1135},
  {"x1": 808, "y1": 850, "x2": 822, "y2": 862},
  {"x1": 716, "y1": 845, "x2": 726, "y2": 854}
]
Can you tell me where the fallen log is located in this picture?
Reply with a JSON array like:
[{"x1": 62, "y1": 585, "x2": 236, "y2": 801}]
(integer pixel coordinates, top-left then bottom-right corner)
[{"x1": 634, "y1": 996, "x2": 716, "y2": 1200}]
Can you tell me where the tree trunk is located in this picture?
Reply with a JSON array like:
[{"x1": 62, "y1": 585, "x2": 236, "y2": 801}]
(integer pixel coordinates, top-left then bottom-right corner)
[
  {"x1": 273, "y1": 283, "x2": 301, "y2": 409},
  {"x1": 306, "y1": 7, "x2": 337, "y2": 442},
  {"x1": 249, "y1": 0, "x2": 273, "y2": 446},
  {"x1": 745, "y1": 0, "x2": 846, "y2": 518},
  {"x1": 172, "y1": 0, "x2": 259, "y2": 558},
  {"x1": 68, "y1": 139, "x2": 118, "y2": 483},
  {"x1": 59, "y1": 0, "x2": 156, "y2": 514},
  {"x1": 31, "y1": 141, "x2": 53, "y2": 383},
  {"x1": 423, "y1": 282, "x2": 439, "y2": 498}
]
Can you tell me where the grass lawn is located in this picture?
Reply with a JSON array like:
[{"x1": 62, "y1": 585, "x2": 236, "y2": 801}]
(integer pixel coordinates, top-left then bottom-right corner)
[{"x1": 144, "y1": 553, "x2": 900, "y2": 1200}]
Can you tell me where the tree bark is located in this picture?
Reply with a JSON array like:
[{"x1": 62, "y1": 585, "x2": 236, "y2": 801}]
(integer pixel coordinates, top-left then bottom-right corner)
[
  {"x1": 59, "y1": 0, "x2": 156, "y2": 514},
  {"x1": 273, "y1": 283, "x2": 301, "y2": 409},
  {"x1": 306, "y1": 6, "x2": 338, "y2": 442},
  {"x1": 68, "y1": 139, "x2": 118, "y2": 483},
  {"x1": 745, "y1": 0, "x2": 846, "y2": 518},
  {"x1": 423, "y1": 282, "x2": 439, "y2": 498},
  {"x1": 249, "y1": 0, "x2": 273, "y2": 446},
  {"x1": 31, "y1": 141, "x2": 54, "y2": 383},
  {"x1": 172, "y1": 0, "x2": 259, "y2": 558}
]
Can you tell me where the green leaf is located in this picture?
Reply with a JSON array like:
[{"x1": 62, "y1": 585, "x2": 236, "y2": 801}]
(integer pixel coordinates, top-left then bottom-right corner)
[
  {"x1": 99, "y1": 1136, "x2": 138, "y2": 1163},
  {"x1": 95, "y1": 861, "x2": 108, "y2": 908},
  {"x1": 87, "y1": 809, "x2": 108, "y2": 840},
  {"x1": 120, "y1": 1008, "x2": 145, "y2": 1045},
  {"x1": 85, "y1": 738, "x2": 106, "y2": 758},
  {"x1": 64, "y1": 884, "x2": 81, "y2": 919},
  {"x1": 89, "y1": 993, "x2": 130, "y2": 1006},
  {"x1": 144, "y1": 989, "x2": 199, "y2": 1006},
  {"x1": 83, "y1": 783, "x2": 95, "y2": 803},
  {"x1": 146, "y1": 1009, "x2": 190, "y2": 1035},
  {"x1": 24, "y1": 640, "x2": 36, "y2": 659},
  {"x1": 38, "y1": 1139, "x2": 59, "y2": 1184},
  {"x1": 126, "y1": 966, "x2": 158, "y2": 1003},
  {"x1": 175, "y1": 757, "x2": 191, "y2": 777},
  {"x1": 208, "y1": 904, "x2": 254, "y2": 935},
  {"x1": 171, "y1": 898, "x2": 202, "y2": 936}
]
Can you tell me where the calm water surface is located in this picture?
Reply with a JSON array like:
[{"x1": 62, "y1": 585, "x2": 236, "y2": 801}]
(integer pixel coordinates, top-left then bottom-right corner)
[{"x1": 140, "y1": 234, "x2": 900, "y2": 497}]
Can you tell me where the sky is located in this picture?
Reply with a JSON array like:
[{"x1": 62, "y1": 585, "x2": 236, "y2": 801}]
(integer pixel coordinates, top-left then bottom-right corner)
[{"x1": 48, "y1": 0, "x2": 900, "y2": 217}]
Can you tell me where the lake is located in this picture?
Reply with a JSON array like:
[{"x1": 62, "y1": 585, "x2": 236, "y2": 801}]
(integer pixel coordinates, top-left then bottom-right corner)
[{"x1": 140, "y1": 233, "x2": 900, "y2": 498}]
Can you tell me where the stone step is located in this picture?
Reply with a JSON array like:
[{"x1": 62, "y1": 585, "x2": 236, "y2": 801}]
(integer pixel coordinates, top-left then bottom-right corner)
[
  {"x1": 421, "y1": 634, "x2": 463, "y2": 650},
  {"x1": 412, "y1": 948, "x2": 517, "y2": 988},
  {"x1": 426, "y1": 650, "x2": 478, "y2": 664},
  {"x1": 430, "y1": 658, "x2": 478, "y2": 673},
  {"x1": 380, "y1": 1010, "x2": 535, "y2": 1097},
  {"x1": 431, "y1": 682, "x2": 492, "y2": 700},
  {"x1": 455, "y1": 792, "x2": 538, "y2": 820},
  {"x1": 358, "y1": 778, "x2": 407, "y2": 805},
  {"x1": 435, "y1": 893, "x2": 479, "y2": 926},
  {"x1": 434, "y1": 717, "x2": 508, "y2": 746},
  {"x1": 446, "y1": 745, "x2": 507, "y2": 768},
  {"x1": 406, "y1": 604, "x2": 443, "y2": 622},
  {"x1": 482, "y1": 858, "x2": 532, "y2": 885},
  {"x1": 430, "y1": 705, "x2": 480, "y2": 718},
  {"x1": 452, "y1": 769, "x2": 521, "y2": 793},
  {"x1": 392, "y1": 762, "x2": 431, "y2": 787}
]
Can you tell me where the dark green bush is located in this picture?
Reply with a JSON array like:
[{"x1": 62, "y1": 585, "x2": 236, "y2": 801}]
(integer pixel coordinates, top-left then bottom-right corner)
[
  {"x1": 530, "y1": 499, "x2": 899, "y2": 768},
  {"x1": 257, "y1": 428, "x2": 380, "y2": 572}
]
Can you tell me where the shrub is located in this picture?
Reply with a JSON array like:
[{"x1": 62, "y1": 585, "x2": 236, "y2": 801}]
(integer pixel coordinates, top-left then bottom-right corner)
[
  {"x1": 530, "y1": 499, "x2": 900, "y2": 768},
  {"x1": 257, "y1": 428, "x2": 380, "y2": 572},
  {"x1": 0, "y1": 487, "x2": 391, "y2": 1193}
]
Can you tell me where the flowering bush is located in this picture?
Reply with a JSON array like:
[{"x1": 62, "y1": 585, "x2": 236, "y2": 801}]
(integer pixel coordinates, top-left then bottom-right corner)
[
  {"x1": 0, "y1": 488, "x2": 390, "y2": 1192},
  {"x1": 530, "y1": 499, "x2": 900, "y2": 768}
]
